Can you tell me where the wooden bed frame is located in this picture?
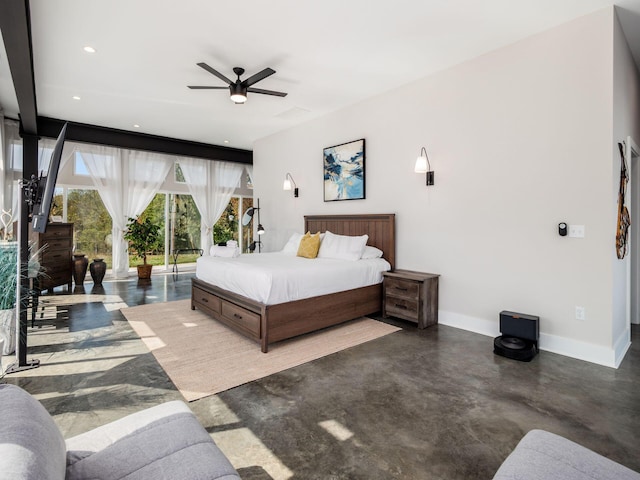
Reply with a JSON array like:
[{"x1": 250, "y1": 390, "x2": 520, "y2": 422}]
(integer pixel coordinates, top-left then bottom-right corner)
[{"x1": 191, "y1": 213, "x2": 395, "y2": 352}]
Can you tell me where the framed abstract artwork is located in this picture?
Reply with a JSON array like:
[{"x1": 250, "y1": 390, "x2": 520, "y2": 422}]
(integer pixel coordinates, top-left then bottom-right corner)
[{"x1": 323, "y1": 138, "x2": 365, "y2": 201}]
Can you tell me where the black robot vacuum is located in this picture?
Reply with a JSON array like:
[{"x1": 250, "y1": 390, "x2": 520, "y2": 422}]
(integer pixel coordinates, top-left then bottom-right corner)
[{"x1": 493, "y1": 311, "x2": 539, "y2": 362}]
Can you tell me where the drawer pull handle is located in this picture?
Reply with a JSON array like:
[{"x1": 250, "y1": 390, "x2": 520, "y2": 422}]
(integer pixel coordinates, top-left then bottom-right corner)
[
  {"x1": 201, "y1": 297, "x2": 208, "y2": 303},
  {"x1": 394, "y1": 287, "x2": 408, "y2": 291},
  {"x1": 233, "y1": 313, "x2": 242, "y2": 319},
  {"x1": 394, "y1": 304, "x2": 408, "y2": 309}
]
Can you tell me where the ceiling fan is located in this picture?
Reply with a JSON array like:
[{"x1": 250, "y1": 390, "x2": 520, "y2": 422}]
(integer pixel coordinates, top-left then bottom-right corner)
[{"x1": 188, "y1": 63, "x2": 287, "y2": 104}]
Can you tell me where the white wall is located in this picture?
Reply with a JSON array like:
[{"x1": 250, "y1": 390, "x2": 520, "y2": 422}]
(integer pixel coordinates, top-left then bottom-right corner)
[{"x1": 254, "y1": 8, "x2": 626, "y2": 366}]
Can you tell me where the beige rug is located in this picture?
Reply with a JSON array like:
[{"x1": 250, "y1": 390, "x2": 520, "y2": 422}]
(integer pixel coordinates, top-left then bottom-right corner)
[{"x1": 122, "y1": 299, "x2": 401, "y2": 401}]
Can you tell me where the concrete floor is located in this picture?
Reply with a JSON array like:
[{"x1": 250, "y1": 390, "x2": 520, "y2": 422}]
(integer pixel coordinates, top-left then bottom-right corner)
[{"x1": 2, "y1": 269, "x2": 639, "y2": 479}]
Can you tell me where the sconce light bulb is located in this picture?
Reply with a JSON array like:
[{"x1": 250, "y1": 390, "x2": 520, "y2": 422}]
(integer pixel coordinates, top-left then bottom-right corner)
[{"x1": 415, "y1": 155, "x2": 428, "y2": 173}]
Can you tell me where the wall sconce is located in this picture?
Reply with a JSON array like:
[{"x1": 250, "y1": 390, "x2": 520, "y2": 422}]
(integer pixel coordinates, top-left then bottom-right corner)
[
  {"x1": 283, "y1": 173, "x2": 299, "y2": 197},
  {"x1": 415, "y1": 147, "x2": 434, "y2": 186}
]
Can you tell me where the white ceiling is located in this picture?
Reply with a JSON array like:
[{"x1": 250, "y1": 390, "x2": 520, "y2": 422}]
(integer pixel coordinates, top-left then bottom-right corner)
[{"x1": 2, "y1": 0, "x2": 640, "y2": 150}]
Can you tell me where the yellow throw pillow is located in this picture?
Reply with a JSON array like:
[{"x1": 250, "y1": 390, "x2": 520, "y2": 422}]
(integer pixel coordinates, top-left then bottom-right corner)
[{"x1": 297, "y1": 231, "x2": 321, "y2": 259}]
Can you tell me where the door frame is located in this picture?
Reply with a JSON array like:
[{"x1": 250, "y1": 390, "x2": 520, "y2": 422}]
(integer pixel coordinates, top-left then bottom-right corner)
[{"x1": 627, "y1": 136, "x2": 639, "y2": 326}]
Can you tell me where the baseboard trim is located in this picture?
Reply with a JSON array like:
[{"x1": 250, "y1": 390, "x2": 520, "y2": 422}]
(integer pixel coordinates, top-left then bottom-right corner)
[
  {"x1": 613, "y1": 327, "x2": 632, "y2": 368},
  {"x1": 438, "y1": 311, "x2": 622, "y2": 369}
]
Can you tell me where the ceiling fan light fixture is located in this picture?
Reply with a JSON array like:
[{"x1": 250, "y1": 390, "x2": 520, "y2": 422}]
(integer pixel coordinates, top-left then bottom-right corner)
[
  {"x1": 230, "y1": 93, "x2": 247, "y2": 104},
  {"x1": 230, "y1": 83, "x2": 247, "y2": 104},
  {"x1": 190, "y1": 63, "x2": 287, "y2": 103}
]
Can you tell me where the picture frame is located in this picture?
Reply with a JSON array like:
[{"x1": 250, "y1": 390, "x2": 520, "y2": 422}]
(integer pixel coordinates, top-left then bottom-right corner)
[{"x1": 323, "y1": 138, "x2": 366, "y2": 201}]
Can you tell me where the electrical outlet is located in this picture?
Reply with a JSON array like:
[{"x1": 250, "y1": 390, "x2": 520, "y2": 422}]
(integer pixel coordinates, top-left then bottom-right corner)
[{"x1": 575, "y1": 306, "x2": 586, "y2": 321}]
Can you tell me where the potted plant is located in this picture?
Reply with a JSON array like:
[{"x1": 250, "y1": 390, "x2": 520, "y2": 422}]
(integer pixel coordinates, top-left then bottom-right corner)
[
  {"x1": 0, "y1": 241, "x2": 18, "y2": 355},
  {"x1": 124, "y1": 215, "x2": 160, "y2": 279},
  {"x1": 0, "y1": 240, "x2": 45, "y2": 356}
]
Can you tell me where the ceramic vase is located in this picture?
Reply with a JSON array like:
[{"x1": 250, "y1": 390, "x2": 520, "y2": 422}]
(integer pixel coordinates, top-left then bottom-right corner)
[
  {"x1": 89, "y1": 258, "x2": 107, "y2": 286},
  {"x1": 72, "y1": 254, "x2": 89, "y2": 286}
]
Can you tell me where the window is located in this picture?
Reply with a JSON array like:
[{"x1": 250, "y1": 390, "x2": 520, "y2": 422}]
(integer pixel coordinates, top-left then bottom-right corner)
[
  {"x1": 66, "y1": 189, "x2": 113, "y2": 265},
  {"x1": 213, "y1": 198, "x2": 239, "y2": 245},
  {"x1": 174, "y1": 163, "x2": 186, "y2": 183},
  {"x1": 240, "y1": 197, "x2": 254, "y2": 253},
  {"x1": 168, "y1": 193, "x2": 200, "y2": 251},
  {"x1": 73, "y1": 154, "x2": 90, "y2": 176}
]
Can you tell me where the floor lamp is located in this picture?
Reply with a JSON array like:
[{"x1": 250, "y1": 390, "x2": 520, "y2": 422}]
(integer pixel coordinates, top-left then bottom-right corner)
[{"x1": 241, "y1": 198, "x2": 265, "y2": 253}]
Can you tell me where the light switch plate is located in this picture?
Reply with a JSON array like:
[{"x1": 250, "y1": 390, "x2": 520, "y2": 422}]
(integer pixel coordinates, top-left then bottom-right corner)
[{"x1": 569, "y1": 225, "x2": 585, "y2": 238}]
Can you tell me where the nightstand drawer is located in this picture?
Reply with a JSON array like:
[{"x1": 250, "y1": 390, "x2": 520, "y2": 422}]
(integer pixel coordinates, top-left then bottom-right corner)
[
  {"x1": 385, "y1": 277, "x2": 419, "y2": 299},
  {"x1": 385, "y1": 297, "x2": 419, "y2": 321}
]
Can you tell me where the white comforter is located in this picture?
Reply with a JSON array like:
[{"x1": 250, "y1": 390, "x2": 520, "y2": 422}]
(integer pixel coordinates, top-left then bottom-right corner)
[{"x1": 196, "y1": 252, "x2": 391, "y2": 305}]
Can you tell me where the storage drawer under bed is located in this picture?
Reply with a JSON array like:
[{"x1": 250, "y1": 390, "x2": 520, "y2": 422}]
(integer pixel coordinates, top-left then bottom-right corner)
[
  {"x1": 192, "y1": 284, "x2": 261, "y2": 340},
  {"x1": 192, "y1": 287, "x2": 221, "y2": 315},
  {"x1": 221, "y1": 300, "x2": 260, "y2": 338}
]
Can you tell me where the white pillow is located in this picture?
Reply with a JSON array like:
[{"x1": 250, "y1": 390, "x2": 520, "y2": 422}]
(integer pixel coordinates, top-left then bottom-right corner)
[
  {"x1": 317, "y1": 231, "x2": 369, "y2": 261},
  {"x1": 281, "y1": 232, "x2": 303, "y2": 256},
  {"x1": 361, "y1": 246, "x2": 383, "y2": 259}
]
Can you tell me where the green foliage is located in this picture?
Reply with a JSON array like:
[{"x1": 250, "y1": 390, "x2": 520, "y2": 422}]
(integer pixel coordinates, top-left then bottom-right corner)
[
  {"x1": 58, "y1": 190, "x2": 113, "y2": 257},
  {"x1": 169, "y1": 194, "x2": 201, "y2": 250},
  {"x1": 52, "y1": 187, "x2": 247, "y2": 261},
  {"x1": 213, "y1": 198, "x2": 239, "y2": 244},
  {"x1": 0, "y1": 242, "x2": 18, "y2": 310},
  {"x1": 124, "y1": 215, "x2": 161, "y2": 265}
]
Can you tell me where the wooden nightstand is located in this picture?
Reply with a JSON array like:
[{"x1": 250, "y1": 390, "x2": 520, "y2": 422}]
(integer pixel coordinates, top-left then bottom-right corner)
[{"x1": 382, "y1": 270, "x2": 439, "y2": 328}]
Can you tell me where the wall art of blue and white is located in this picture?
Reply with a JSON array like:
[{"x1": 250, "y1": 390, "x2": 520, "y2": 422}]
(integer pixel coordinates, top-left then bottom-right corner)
[{"x1": 323, "y1": 138, "x2": 365, "y2": 201}]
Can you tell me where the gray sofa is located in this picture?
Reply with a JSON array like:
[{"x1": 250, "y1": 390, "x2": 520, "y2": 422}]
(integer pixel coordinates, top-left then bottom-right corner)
[
  {"x1": 493, "y1": 429, "x2": 640, "y2": 480},
  {"x1": 0, "y1": 384, "x2": 240, "y2": 480}
]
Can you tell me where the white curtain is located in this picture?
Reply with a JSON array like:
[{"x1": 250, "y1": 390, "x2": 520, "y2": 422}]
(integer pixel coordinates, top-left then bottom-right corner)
[
  {"x1": 179, "y1": 158, "x2": 244, "y2": 255},
  {"x1": 0, "y1": 112, "x2": 6, "y2": 215},
  {"x1": 1, "y1": 119, "x2": 22, "y2": 237},
  {"x1": 0, "y1": 112, "x2": 8, "y2": 229},
  {"x1": 79, "y1": 146, "x2": 173, "y2": 277}
]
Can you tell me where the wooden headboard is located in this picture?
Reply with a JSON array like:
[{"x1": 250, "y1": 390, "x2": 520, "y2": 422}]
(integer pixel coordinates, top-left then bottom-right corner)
[{"x1": 304, "y1": 214, "x2": 396, "y2": 270}]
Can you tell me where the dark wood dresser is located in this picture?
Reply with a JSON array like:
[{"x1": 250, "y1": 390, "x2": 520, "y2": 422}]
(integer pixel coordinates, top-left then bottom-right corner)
[
  {"x1": 30, "y1": 223, "x2": 73, "y2": 293},
  {"x1": 382, "y1": 269, "x2": 439, "y2": 328}
]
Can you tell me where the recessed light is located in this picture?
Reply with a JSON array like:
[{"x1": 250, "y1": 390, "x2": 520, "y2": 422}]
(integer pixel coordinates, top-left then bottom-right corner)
[
  {"x1": 223, "y1": 140, "x2": 229, "y2": 144},
  {"x1": 72, "y1": 96, "x2": 81, "y2": 100},
  {"x1": 133, "y1": 124, "x2": 140, "y2": 128},
  {"x1": 83, "y1": 46, "x2": 96, "y2": 53}
]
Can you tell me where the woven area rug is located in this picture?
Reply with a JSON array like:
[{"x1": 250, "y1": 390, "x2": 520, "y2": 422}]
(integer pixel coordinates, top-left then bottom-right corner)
[{"x1": 122, "y1": 299, "x2": 401, "y2": 401}]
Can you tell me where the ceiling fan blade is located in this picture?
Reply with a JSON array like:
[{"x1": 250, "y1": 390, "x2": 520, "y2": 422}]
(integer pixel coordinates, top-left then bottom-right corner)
[
  {"x1": 243, "y1": 68, "x2": 276, "y2": 87},
  {"x1": 197, "y1": 62, "x2": 232, "y2": 85},
  {"x1": 188, "y1": 86, "x2": 229, "y2": 90},
  {"x1": 247, "y1": 87, "x2": 288, "y2": 97}
]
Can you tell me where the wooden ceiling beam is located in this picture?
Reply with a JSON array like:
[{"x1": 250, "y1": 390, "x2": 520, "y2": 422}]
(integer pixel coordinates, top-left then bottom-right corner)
[
  {"x1": 0, "y1": 0, "x2": 38, "y2": 135},
  {"x1": 36, "y1": 117, "x2": 252, "y2": 164}
]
